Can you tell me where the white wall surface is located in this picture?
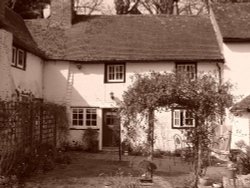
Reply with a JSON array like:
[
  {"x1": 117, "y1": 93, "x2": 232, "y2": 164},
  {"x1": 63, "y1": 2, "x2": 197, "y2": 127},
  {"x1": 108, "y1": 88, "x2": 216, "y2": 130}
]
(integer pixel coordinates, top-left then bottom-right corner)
[
  {"x1": 229, "y1": 112, "x2": 250, "y2": 149},
  {"x1": 11, "y1": 52, "x2": 44, "y2": 98},
  {"x1": 44, "y1": 61, "x2": 219, "y2": 106},
  {"x1": 223, "y1": 43, "x2": 250, "y2": 101},
  {"x1": 0, "y1": 29, "x2": 15, "y2": 100},
  {"x1": 43, "y1": 60, "x2": 220, "y2": 150}
]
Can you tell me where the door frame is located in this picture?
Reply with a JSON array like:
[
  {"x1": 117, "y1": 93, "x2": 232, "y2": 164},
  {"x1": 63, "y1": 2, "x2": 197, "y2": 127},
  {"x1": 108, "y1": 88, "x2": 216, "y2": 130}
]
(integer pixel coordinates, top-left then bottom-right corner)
[{"x1": 102, "y1": 108, "x2": 120, "y2": 148}]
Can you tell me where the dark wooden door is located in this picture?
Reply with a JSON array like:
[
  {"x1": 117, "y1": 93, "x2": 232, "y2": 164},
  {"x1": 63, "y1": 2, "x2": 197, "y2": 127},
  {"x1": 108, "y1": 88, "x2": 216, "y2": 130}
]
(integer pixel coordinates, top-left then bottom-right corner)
[{"x1": 102, "y1": 109, "x2": 120, "y2": 147}]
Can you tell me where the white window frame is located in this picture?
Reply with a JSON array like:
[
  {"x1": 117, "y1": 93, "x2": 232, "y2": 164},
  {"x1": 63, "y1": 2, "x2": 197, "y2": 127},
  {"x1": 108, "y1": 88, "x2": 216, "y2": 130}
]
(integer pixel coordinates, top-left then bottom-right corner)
[
  {"x1": 12, "y1": 46, "x2": 17, "y2": 66},
  {"x1": 172, "y1": 109, "x2": 195, "y2": 129},
  {"x1": 71, "y1": 107, "x2": 98, "y2": 128},
  {"x1": 11, "y1": 46, "x2": 26, "y2": 70},
  {"x1": 176, "y1": 63, "x2": 196, "y2": 80},
  {"x1": 17, "y1": 49, "x2": 25, "y2": 69},
  {"x1": 105, "y1": 64, "x2": 125, "y2": 83}
]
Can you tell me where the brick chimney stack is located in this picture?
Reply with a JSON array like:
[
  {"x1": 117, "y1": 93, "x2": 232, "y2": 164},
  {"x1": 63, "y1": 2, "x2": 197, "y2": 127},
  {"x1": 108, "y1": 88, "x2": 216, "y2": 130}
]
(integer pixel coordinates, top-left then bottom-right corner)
[{"x1": 50, "y1": 0, "x2": 74, "y2": 28}]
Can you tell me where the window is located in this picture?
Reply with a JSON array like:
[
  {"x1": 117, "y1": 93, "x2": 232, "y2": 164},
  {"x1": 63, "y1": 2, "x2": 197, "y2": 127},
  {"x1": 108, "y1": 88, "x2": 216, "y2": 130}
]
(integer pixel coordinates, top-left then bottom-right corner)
[
  {"x1": 105, "y1": 64, "x2": 125, "y2": 83},
  {"x1": 176, "y1": 63, "x2": 196, "y2": 80},
  {"x1": 71, "y1": 108, "x2": 97, "y2": 127},
  {"x1": 12, "y1": 46, "x2": 26, "y2": 70},
  {"x1": 12, "y1": 47, "x2": 17, "y2": 66},
  {"x1": 172, "y1": 109, "x2": 195, "y2": 129}
]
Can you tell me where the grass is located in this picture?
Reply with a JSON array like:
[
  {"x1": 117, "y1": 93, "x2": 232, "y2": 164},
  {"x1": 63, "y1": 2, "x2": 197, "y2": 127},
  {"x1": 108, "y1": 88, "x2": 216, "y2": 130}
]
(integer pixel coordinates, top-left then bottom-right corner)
[{"x1": 23, "y1": 152, "x2": 228, "y2": 188}]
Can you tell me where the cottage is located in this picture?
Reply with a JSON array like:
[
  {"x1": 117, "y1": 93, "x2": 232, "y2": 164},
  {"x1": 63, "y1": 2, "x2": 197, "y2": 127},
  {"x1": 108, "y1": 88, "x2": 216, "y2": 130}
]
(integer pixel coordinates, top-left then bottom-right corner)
[
  {"x1": 212, "y1": 3, "x2": 250, "y2": 149},
  {"x1": 212, "y1": 3, "x2": 250, "y2": 99},
  {"x1": 0, "y1": 0, "x2": 225, "y2": 151},
  {"x1": 0, "y1": 0, "x2": 45, "y2": 101}
]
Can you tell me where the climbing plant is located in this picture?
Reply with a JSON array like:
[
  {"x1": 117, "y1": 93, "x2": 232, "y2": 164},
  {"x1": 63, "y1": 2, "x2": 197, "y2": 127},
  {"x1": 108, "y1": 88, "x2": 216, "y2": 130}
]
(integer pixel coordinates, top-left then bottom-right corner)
[{"x1": 120, "y1": 72, "x2": 233, "y2": 187}]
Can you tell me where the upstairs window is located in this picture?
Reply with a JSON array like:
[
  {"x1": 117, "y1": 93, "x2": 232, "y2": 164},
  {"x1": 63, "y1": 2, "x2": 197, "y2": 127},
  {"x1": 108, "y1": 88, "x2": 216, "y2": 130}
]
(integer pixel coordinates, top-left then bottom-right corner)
[
  {"x1": 172, "y1": 109, "x2": 195, "y2": 129},
  {"x1": 71, "y1": 107, "x2": 97, "y2": 128},
  {"x1": 105, "y1": 63, "x2": 125, "y2": 83},
  {"x1": 12, "y1": 46, "x2": 26, "y2": 70},
  {"x1": 176, "y1": 63, "x2": 196, "y2": 80}
]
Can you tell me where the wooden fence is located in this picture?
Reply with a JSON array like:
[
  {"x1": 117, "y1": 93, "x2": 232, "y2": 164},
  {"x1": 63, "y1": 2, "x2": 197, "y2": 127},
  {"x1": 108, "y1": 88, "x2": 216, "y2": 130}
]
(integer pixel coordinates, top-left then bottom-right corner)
[{"x1": 0, "y1": 100, "x2": 67, "y2": 174}]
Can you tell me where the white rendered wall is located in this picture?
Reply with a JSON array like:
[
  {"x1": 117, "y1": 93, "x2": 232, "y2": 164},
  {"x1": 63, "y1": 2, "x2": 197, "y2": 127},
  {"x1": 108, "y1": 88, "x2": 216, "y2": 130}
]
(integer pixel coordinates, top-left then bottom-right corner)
[
  {"x1": 223, "y1": 43, "x2": 250, "y2": 101},
  {"x1": 43, "y1": 60, "x2": 220, "y2": 150},
  {"x1": 11, "y1": 52, "x2": 44, "y2": 98},
  {"x1": 229, "y1": 112, "x2": 250, "y2": 149},
  {"x1": 0, "y1": 29, "x2": 15, "y2": 100}
]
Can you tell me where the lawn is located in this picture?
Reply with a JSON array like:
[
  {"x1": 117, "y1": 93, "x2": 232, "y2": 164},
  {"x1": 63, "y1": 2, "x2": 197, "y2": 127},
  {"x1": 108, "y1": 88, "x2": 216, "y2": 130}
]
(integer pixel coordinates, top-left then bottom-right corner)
[{"x1": 23, "y1": 152, "x2": 227, "y2": 188}]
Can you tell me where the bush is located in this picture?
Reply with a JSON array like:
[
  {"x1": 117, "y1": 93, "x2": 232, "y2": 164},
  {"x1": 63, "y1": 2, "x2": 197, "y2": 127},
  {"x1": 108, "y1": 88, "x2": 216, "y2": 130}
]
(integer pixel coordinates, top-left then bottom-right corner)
[
  {"x1": 153, "y1": 149, "x2": 163, "y2": 158},
  {"x1": 232, "y1": 141, "x2": 250, "y2": 175},
  {"x1": 82, "y1": 128, "x2": 99, "y2": 152}
]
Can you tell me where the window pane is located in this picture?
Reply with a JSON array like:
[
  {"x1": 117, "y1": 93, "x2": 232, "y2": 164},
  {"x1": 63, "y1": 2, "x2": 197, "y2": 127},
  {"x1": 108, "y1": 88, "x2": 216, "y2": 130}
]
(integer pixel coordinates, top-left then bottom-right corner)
[
  {"x1": 177, "y1": 64, "x2": 196, "y2": 80},
  {"x1": 73, "y1": 120, "x2": 78, "y2": 126},
  {"x1": 18, "y1": 50, "x2": 24, "y2": 66},
  {"x1": 85, "y1": 108, "x2": 97, "y2": 126},
  {"x1": 79, "y1": 114, "x2": 83, "y2": 119},
  {"x1": 86, "y1": 114, "x2": 91, "y2": 119},
  {"x1": 73, "y1": 114, "x2": 78, "y2": 119},
  {"x1": 72, "y1": 108, "x2": 84, "y2": 126},
  {"x1": 86, "y1": 120, "x2": 91, "y2": 126},
  {"x1": 185, "y1": 119, "x2": 193, "y2": 125},
  {"x1": 78, "y1": 120, "x2": 83, "y2": 126},
  {"x1": 106, "y1": 64, "x2": 125, "y2": 82}
]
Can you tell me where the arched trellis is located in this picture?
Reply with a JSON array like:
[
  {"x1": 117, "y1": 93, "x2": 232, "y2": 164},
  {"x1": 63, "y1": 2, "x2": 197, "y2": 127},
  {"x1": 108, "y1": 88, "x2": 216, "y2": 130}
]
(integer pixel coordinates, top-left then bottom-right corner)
[{"x1": 120, "y1": 72, "x2": 233, "y2": 186}]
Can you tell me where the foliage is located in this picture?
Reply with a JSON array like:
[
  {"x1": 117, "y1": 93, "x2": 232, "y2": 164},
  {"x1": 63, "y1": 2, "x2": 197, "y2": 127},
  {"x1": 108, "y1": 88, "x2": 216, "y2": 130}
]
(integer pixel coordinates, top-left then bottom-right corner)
[
  {"x1": 233, "y1": 141, "x2": 250, "y2": 175},
  {"x1": 0, "y1": 175, "x2": 18, "y2": 187},
  {"x1": 0, "y1": 98, "x2": 69, "y2": 185},
  {"x1": 120, "y1": 71, "x2": 233, "y2": 186},
  {"x1": 8, "y1": 0, "x2": 50, "y2": 18},
  {"x1": 75, "y1": 0, "x2": 105, "y2": 15},
  {"x1": 82, "y1": 128, "x2": 99, "y2": 152},
  {"x1": 114, "y1": 0, "x2": 208, "y2": 15}
]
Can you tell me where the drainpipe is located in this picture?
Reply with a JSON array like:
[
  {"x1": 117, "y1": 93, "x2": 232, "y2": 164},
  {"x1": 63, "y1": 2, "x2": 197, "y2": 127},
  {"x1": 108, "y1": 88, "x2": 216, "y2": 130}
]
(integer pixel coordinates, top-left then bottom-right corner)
[{"x1": 216, "y1": 62, "x2": 222, "y2": 85}]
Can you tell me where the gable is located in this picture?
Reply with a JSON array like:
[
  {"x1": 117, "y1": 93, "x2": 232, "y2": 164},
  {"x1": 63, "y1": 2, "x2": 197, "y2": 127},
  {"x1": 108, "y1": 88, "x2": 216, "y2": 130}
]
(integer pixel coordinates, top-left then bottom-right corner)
[{"x1": 0, "y1": 7, "x2": 44, "y2": 57}]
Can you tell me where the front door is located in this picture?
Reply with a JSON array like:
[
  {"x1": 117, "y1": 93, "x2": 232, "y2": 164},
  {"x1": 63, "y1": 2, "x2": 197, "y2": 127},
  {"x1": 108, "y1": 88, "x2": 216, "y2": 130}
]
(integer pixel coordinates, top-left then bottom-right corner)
[{"x1": 103, "y1": 109, "x2": 120, "y2": 147}]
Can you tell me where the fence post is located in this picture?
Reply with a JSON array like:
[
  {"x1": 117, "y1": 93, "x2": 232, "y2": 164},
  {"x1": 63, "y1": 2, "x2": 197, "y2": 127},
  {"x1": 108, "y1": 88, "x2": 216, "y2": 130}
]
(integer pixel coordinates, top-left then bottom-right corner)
[
  {"x1": 29, "y1": 102, "x2": 33, "y2": 151},
  {"x1": 53, "y1": 111, "x2": 57, "y2": 156},
  {"x1": 40, "y1": 103, "x2": 43, "y2": 144}
]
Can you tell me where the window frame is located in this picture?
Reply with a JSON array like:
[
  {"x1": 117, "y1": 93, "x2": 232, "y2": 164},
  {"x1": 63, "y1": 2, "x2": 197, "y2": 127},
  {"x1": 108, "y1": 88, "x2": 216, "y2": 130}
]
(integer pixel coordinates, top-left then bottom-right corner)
[
  {"x1": 104, "y1": 63, "x2": 126, "y2": 83},
  {"x1": 172, "y1": 108, "x2": 196, "y2": 129},
  {"x1": 71, "y1": 107, "x2": 98, "y2": 129},
  {"x1": 11, "y1": 46, "x2": 26, "y2": 70},
  {"x1": 176, "y1": 62, "x2": 197, "y2": 80},
  {"x1": 12, "y1": 46, "x2": 17, "y2": 66}
]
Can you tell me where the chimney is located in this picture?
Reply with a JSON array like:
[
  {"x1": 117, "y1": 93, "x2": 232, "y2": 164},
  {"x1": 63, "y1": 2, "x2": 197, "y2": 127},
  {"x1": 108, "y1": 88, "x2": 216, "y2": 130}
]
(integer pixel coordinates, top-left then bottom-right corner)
[
  {"x1": 0, "y1": 0, "x2": 7, "y2": 20},
  {"x1": 50, "y1": 0, "x2": 74, "y2": 28}
]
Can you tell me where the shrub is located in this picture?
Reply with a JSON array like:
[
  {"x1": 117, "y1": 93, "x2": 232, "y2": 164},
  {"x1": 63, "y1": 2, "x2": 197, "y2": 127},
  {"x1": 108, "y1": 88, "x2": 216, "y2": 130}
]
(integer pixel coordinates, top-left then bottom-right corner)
[
  {"x1": 82, "y1": 128, "x2": 99, "y2": 152},
  {"x1": 232, "y1": 141, "x2": 250, "y2": 175},
  {"x1": 153, "y1": 149, "x2": 163, "y2": 158}
]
